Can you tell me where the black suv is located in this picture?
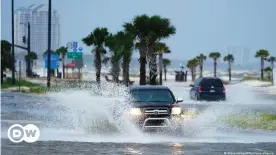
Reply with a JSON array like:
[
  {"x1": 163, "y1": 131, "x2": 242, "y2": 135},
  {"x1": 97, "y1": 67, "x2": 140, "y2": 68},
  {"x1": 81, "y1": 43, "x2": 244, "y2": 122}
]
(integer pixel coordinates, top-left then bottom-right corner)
[
  {"x1": 189, "y1": 77, "x2": 226, "y2": 101},
  {"x1": 125, "y1": 85, "x2": 183, "y2": 130}
]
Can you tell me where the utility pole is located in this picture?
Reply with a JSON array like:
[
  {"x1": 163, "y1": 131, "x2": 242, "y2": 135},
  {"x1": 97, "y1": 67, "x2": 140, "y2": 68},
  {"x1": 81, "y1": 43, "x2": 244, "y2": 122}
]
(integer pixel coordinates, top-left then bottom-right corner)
[
  {"x1": 27, "y1": 22, "x2": 31, "y2": 77},
  {"x1": 47, "y1": 0, "x2": 52, "y2": 88},
  {"x1": 11, "y1": 0, "x2": 15, "y2": 85}
]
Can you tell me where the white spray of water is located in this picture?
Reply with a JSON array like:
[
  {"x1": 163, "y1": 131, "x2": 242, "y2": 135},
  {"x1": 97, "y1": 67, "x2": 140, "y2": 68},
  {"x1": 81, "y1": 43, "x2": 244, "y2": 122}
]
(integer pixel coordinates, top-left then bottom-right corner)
[{"x1": 33, "y1": 82, "x2": 276, "y2": 143}]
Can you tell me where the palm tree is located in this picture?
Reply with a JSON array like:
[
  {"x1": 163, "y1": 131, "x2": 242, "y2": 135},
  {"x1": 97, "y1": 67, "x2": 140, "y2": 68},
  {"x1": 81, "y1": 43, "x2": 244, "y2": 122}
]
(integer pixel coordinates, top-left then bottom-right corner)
[
  {"x1": 267, "y1": 56, "x2": 276, "y2": 69},
  {"x1": 264, "y1": 67, "x2": 272, "y2": 80},
  {"x1": 1, "y1": 40, "x2": 12, "y2": 84},
  {"x1": 119, "y1": 32, "x2": 135, "y2": 87},
  {"x1": 156, "y1": 42, "x2": 170, "y2": 85},
  {"x1": 267, "y1": 56, "x2": 276, "y2": 83},
  {"x1": 223, "y1": 54, "x2": 235, "y2": 81},
  {"x1": 186, "y1": 58, "x2": 199, "y2": 81},
  {"x1": 124, "y1": 14, "x2": 176, "y2": 85},
  {"x1": 82, "y1": 27, "x2": 109, "y2": 84},
  {"x1": 24, "y1": 51, "x2": 38, "y2": 76},
  {"x1": 56, "y1": 46, "x2": 68, "y2": 79},
  {"x1": 163, "y1": 58, "x2": 171, "y2": 81},
  {"x1": 147, "y1": 15, "x2": 176, "y2": 85},
  {"x1": 255, "y1": 49, "x2": 269, "y2": 79},
  {"x1": 209, "y1": 52, "x2": 221, "y2": 77},
  {"x1": 104, "y1": 33, "x2": 125, "y2": 83},
  {"x1": 123, "y1": 15, "x2": 151, "y2": 85},
  {"x1": 196, "y1": 54, "x2": 207, "y2": 77}
]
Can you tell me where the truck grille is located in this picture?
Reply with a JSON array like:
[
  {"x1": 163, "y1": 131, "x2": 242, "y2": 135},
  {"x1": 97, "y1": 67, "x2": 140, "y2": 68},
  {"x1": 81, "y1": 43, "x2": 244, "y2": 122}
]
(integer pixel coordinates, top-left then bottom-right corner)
[{"x1": 144, "y1": 108, "x2": 169, "y2": 115}]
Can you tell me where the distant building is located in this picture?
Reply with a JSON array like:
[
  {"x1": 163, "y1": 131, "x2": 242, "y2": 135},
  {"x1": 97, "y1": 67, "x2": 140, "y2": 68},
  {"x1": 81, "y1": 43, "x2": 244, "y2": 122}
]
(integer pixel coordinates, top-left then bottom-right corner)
[{"x1": 14, "y1": 4, "x2": 60, "y2": 60}]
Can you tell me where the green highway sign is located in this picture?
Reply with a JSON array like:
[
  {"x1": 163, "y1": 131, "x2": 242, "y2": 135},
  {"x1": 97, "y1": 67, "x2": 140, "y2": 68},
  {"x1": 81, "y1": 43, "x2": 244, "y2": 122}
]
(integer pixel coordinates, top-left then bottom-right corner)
[{"x1": 67, "y1": 52, "x2": 83, "y2": 59}]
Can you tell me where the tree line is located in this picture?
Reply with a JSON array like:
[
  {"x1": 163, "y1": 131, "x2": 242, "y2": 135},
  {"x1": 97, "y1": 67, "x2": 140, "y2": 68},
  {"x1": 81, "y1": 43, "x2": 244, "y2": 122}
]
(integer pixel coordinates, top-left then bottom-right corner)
[
  {"x1": 1, "y1": 14, "x2": 276, "y2": 85},
  {"x1": 186, "y1": 49, "x2": 275, "y2": 81}
]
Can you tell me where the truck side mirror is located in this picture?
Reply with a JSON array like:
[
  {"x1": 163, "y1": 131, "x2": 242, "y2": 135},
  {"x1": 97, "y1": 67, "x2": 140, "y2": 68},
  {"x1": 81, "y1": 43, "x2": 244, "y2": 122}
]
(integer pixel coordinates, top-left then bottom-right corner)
[{"x1": 176, "y1": 97, "x2": 183, "y2": 103}]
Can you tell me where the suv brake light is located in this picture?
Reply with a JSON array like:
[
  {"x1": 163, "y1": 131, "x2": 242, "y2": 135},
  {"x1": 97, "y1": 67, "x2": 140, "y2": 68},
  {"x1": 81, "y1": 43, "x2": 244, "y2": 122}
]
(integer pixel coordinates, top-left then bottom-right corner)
[
  {"x1": 198, "y1": 86, "x2": 202, "y2": 92},
  {"x1": 223, "y1": 87, "x2": 226, "y2": 93}
]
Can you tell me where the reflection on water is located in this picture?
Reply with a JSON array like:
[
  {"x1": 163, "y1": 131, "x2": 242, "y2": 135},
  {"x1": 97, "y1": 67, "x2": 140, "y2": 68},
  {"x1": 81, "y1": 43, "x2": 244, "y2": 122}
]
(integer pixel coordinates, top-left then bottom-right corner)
[
  {"x1": 170, "y1": 142, "x2": 184, "y2": 155},
  {"x1": 124, "y1": 147, "x2": 143, "y2": 155}
]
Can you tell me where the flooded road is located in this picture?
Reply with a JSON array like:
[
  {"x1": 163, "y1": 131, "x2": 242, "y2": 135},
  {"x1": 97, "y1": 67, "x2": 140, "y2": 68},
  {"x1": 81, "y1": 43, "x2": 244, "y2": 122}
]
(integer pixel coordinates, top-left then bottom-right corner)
[{"x1": 1, "y1": 83, "x2": 276, "y2": 154}]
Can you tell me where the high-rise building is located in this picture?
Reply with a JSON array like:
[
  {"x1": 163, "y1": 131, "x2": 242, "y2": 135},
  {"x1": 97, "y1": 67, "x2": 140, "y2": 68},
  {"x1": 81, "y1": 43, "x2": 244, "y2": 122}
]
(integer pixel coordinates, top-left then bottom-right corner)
[{"x1": 14, "y1": 4, "x2": 60, "y2": 60}]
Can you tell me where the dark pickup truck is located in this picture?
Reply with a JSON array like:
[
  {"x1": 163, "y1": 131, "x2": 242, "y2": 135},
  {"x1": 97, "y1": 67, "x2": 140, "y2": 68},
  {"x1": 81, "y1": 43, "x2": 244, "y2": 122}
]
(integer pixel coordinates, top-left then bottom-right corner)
[{"x1": 124, "y1": 85, "x2": 184, "y2": 131}]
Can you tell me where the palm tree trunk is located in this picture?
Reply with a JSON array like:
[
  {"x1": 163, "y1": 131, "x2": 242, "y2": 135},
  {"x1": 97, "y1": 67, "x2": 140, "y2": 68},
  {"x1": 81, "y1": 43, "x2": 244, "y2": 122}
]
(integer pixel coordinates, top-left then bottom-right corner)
[
  {"x1": 159, "y1": 53, "x2": 163, "y2": 85},
  {"x1": 200, "y1": 58, "x2": 203, "y2": 77},
  {"x1": 149, "y1": 54, "x2": 157, "y2": 85},
  {"x1": 214, "y1": 59, "x2": 217, "y2": 77},
  {"x1": 139, "y1": 47, "x2": 147, "y2": 85},
  {"x1": 228, "y1": 61, "x2": 231, "y2": 81},
  {"x1": 272, "y1": 61, "x2": 274, "y2": 84},
  {"x1": 191, "y1": 67, "x2": 195, "y2": 81},
  {"x1": 62, "y1": 54, "x2": 65, "y2": 79},
  {"x1": 261, "y1": 58, "x2": 264, "y2": 79},
  {"x1": 164, "y1": 66, "x2": 167, "y2": 81},
  {"x1": 111, "y1": 59, "x2": 120, "y2": 83},
  {"x1": 95, "y1": 48, "x2": 101, "y2": 84},
  {"x1": 1, "y1": 69, "x2": 4, "y2": 84}
]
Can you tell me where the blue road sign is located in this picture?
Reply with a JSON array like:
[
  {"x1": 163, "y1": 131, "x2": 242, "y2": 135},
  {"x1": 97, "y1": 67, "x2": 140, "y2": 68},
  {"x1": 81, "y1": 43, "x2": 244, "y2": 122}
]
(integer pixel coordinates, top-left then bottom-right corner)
[
  {"x1": 44, "y1": 54, "x2": 59, "y2": 69},
  {"x1": 73, "y1": 41, "x2": 78, "y2": 48},
  {"x1": 73, "y1": 48, "x2": 77, "y2": 52},
  {"x1": 78, "y1": 47, "x2": 83, "y2": 52}
]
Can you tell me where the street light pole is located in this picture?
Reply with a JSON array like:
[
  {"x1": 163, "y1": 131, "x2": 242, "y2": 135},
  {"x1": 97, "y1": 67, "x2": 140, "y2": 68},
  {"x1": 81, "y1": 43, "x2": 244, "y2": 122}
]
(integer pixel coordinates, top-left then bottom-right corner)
[
  {"x1": 47, "y1": 0, "x2": 52, "y2": 88},
  {"x1": 11, "y1": 0, "x2": 15, "y2": 85},
  {"x1": 27, "y1": 22, "x2": 31, "y2": 77}
]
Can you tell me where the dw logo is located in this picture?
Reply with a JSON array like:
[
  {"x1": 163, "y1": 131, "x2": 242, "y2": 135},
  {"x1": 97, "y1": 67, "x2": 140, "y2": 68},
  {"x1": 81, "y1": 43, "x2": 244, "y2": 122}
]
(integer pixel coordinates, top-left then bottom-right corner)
[{"x1": 7, "y1": 124, "x2": 40, "y2": 143}]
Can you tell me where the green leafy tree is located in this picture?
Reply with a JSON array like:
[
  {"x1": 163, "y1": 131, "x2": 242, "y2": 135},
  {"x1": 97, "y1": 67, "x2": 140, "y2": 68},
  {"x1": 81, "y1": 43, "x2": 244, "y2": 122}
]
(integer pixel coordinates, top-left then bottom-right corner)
[
  {"x1": 1, "y1": 40, "x2": 12, "y2": 84},
  {"x1": 223, "y1": 54, "x2": 235, "y2": 81},
  {"x1": 163, "y1": 58, "x2": 171, "y2": 81},
  {"x1": 186, "y1": 58, "x2": 199, "y2": 81},
  {"x1": 156, "y1": 42, "x2": 170, "y2": 85},
  {"x1": 209, "y1": 52, "x2": 221, "y2": 77},
  {"x1": 255, "y1": 49, "x2": 269, "y2": 79},
  {"x1": 196, "y1": 54, "x2": 207, "y2": 77},
  {"x1": 24, "y1": 51, "x2": 38, "y2": 76},
  {"x1": 82, "y1": 27, "x2": 109, "y2": 83},
  {"x1": 56, "y1": 46, "x2": 68, "y2": 79}
]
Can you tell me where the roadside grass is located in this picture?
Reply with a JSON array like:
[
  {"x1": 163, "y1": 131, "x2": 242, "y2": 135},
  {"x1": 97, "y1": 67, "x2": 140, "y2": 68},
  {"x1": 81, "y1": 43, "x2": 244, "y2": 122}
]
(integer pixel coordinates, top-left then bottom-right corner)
[
  {"x1": 242, "y1": 76, "x2": 273, "y2": 83},
  {"x1": 1, "y1": 78, "x2": 103, "y2": 94},
  {"x1": 218, "y1": 113, "x2": 276, "y2": 131},
  {"x1": 1, "y1": 77, "x2": 41, "y2": 89},
  {"x1": 1, "y1": 77, "x2": 48, "y2": 94}
]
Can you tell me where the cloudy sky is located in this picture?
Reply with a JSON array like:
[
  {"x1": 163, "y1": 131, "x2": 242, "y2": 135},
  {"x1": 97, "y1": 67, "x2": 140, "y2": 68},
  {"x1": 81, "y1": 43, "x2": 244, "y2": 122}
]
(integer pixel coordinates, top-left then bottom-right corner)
[{"x1": 1, "y1": 0, "x2": 276, "y2": 61}]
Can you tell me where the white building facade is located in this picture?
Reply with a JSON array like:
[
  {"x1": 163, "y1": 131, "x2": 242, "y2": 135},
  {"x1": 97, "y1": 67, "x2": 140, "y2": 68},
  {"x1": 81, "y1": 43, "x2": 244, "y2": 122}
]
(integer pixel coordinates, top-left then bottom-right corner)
[{"x1": 14, "y1": 4, "x2": 60, "y2": 60}]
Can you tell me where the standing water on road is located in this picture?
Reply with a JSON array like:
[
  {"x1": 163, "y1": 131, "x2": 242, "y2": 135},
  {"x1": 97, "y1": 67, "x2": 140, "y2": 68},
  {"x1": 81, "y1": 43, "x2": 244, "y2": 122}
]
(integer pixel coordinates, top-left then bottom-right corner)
[{"x1": 1, "y1": 82, "x2": 276, "y2": 143}]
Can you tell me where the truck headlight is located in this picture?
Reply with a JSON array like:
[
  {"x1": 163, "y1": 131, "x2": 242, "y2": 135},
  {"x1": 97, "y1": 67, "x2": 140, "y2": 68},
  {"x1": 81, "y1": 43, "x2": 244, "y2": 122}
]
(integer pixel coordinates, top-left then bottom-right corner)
[
  {"x1": 130, "y1": 108, "x2": 142, "y2": 116},
  {"x1": 171, "y1": 107, "x2": 182, "y2": 115}
]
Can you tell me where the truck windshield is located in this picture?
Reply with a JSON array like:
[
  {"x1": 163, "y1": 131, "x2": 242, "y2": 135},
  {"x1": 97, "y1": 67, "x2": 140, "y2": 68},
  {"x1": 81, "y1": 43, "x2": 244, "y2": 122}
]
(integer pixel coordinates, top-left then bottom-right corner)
[{"x1": 130, "y1": 89, "x2": 174, "y2": 104}]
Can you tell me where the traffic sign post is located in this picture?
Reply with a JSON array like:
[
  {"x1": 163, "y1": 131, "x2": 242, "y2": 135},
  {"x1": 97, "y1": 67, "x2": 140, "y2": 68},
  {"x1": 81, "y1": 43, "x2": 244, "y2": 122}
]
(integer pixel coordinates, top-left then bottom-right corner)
[
  {"x1": 67, "y1": 52, "x2": 83, "y2": 59},
  {"x1": 44, "y1": 54, "x2": 59, "y2": 69}
]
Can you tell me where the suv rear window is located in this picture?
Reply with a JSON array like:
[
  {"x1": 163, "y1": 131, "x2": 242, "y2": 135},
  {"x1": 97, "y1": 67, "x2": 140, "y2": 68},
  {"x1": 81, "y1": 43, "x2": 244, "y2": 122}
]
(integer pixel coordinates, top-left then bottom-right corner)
[{"x1": 200, "y1": 79, "x2": 223, "y2": 87}]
